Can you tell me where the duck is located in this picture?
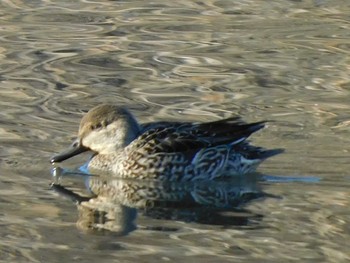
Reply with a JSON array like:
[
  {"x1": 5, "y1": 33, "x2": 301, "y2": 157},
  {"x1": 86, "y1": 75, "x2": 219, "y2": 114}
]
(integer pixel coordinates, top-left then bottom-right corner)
[{"x1": 51, "y1": 104, "x2": 283, "y2": 181}]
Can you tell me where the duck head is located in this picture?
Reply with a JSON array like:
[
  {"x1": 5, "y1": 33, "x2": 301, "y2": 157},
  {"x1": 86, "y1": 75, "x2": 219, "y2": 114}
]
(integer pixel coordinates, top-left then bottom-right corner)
[{"x1": 51, "y1": 104, "x2": 141, "y2": 163}]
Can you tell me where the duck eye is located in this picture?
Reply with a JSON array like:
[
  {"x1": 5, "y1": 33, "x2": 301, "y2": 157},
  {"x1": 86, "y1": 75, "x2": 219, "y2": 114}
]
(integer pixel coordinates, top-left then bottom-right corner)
[{"x1": 91, "y1": 123, "x2": 102, "y2": 130}]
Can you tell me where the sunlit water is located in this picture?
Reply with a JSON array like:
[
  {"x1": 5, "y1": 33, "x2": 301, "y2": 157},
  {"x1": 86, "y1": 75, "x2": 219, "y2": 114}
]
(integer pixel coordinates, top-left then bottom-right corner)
[{"x1": 0, "y1": 0, "x2": 349, "y2": 262}]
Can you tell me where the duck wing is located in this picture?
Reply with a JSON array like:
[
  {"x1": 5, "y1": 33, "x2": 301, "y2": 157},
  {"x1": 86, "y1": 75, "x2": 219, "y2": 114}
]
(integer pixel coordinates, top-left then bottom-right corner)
[{"x1": 136, "y1": 117, "x2": 265, "y2": 154}]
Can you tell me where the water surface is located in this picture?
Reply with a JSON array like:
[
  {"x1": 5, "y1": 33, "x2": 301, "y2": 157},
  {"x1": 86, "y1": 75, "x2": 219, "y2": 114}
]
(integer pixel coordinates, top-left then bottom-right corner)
[{"x1": 0, "y1": 0, "x2": 349, "y2": 262}]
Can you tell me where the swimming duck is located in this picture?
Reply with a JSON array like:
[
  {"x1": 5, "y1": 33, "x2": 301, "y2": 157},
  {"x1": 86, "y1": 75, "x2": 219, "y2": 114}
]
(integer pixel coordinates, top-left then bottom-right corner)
[{"x1": 51, "y1": 104, "x2": 282, "y2": 181}]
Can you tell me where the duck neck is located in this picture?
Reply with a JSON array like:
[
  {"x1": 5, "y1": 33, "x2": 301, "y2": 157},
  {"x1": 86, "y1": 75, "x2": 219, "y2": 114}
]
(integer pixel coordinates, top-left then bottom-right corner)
[{"x1": 88, "y1": 151, "x2": 126, "y2": 175}]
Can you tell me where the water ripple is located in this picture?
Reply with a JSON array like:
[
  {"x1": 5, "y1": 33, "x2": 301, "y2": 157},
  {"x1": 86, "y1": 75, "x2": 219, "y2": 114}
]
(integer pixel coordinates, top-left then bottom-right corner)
[{"x1": 1, "y1": 0, "x2": 350, "y2": 262}]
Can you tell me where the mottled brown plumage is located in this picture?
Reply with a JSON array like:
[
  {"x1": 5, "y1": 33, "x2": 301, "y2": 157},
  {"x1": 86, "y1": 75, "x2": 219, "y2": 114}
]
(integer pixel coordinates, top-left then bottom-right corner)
[{"x1": 51, "y1": 104, "x2": 283, "y2": 181}]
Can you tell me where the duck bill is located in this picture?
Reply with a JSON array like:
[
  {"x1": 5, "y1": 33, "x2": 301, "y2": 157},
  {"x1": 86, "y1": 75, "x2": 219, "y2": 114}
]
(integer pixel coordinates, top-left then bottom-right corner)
[{"x1": 50, "y1": 139, "x2": 89, "y2": 163}]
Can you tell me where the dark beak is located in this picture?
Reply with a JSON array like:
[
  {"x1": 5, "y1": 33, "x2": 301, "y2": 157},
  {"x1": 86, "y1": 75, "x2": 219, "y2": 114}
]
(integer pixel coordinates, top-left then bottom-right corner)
[{"x1": 50, "y1": 139, "x2": 89, "y2": 163}]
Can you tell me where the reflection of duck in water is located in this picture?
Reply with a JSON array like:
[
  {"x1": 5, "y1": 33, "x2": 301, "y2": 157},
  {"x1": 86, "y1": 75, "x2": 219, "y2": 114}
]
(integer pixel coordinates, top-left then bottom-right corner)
[
  {"x1": 51, "y1": 171, "x2": 267, "y2": 235},
  {"x1": 51, "y1": 104, "x2": 282, "y2": 180},
  {"x1": 85, "y1": 173, "x2": 264, "y2": 208}
]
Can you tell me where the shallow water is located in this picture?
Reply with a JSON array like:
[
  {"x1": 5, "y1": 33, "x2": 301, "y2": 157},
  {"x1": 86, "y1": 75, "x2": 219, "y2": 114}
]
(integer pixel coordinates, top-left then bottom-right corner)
[{"x1": 0, "y1": 0, "x2": 350, "y2": 262}]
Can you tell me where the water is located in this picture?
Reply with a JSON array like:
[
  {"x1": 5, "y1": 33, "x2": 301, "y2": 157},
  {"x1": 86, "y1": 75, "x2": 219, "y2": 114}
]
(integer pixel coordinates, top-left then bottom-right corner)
[{"x1": 0, "y1": 0, "x2": 349, "y2": 262}]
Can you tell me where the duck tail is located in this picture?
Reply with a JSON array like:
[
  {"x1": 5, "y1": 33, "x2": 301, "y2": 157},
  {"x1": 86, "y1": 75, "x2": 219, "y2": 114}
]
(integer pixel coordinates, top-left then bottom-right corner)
[{"x1": 258, "y1": 148, "x2": 284, "y2": 160}]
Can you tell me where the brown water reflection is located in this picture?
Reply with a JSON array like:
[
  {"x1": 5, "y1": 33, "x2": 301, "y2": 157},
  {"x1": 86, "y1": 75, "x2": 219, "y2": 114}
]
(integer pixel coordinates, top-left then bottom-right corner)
[
  {"x1": 50, "y1": 168, "x2": 266, "y2": 236},
  {"x1": 0, "y1": 0, "x2": 349, "y2": 262}
]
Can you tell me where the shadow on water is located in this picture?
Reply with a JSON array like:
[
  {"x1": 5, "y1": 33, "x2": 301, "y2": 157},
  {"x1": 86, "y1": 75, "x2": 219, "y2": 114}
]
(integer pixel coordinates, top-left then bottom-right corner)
[{"x1": 50, "y1": 166, "x2": 278, "y2": 236}]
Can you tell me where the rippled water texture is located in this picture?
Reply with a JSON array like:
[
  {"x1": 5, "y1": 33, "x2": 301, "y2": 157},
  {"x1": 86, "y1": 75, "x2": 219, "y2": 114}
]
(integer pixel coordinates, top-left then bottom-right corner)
[{"x1": 0, "y1": 0, "x2": 349, "y2": 262}]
